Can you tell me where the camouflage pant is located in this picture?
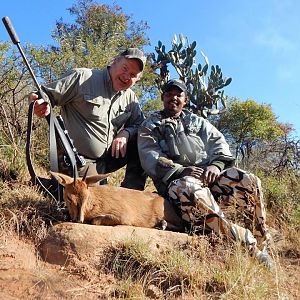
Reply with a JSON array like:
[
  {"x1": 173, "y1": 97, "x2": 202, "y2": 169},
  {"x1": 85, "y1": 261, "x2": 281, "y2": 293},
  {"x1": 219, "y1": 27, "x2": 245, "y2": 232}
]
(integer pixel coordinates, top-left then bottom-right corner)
[{"x1": 168, "y1": 167, "x2": 269, "y2": 253}]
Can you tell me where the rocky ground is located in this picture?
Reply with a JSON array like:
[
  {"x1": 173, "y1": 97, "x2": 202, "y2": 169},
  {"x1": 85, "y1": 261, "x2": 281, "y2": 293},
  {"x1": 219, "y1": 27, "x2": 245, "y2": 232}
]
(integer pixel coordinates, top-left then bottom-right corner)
[{"x1": 0, "y1": 222, "x2": 299, "y2": 299}]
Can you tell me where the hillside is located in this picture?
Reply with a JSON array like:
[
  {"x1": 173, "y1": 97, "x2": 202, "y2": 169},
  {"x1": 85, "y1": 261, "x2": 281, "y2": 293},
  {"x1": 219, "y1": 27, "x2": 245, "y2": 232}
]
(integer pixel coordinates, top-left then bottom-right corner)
[{"x1": 0, "y1": 175, "x2": 299, "y2": 299}]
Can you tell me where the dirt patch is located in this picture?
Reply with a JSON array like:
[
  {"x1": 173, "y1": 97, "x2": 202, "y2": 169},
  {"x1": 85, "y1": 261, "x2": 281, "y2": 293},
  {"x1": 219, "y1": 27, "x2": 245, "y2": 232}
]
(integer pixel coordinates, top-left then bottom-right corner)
[
  {"x1": 0, "y1": 227, "x2": 299, "y2": 299},
  {"x1": 0, "y1": 233, "x2": 116, "y2": 299}
]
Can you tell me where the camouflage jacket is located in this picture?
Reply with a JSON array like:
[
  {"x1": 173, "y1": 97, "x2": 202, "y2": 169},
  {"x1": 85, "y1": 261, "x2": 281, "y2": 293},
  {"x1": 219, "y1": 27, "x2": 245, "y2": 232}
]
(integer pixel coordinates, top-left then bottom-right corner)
[{"x1": 138, "y1": 109, "x2": 235, "y2": 195}]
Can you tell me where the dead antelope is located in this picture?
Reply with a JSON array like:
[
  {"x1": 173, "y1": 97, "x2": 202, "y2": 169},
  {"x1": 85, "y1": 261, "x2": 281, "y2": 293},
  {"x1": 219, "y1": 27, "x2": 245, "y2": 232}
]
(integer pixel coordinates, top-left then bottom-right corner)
[{"x1": 50, "y1": 171, "x2": 184, "y2": 232}]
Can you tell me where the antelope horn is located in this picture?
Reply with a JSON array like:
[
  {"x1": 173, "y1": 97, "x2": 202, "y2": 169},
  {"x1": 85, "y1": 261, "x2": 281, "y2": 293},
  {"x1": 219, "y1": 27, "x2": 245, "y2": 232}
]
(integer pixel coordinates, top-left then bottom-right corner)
[{"x1": 82, "y1": 166, "x2": 90, "y2": 182}]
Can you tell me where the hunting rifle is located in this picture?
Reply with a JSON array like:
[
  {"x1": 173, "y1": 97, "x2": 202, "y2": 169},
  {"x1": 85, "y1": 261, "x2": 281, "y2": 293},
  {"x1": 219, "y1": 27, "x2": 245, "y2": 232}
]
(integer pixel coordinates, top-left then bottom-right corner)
[{"x1": 2, "y1": 16, "x2": 85, "y2": 201}]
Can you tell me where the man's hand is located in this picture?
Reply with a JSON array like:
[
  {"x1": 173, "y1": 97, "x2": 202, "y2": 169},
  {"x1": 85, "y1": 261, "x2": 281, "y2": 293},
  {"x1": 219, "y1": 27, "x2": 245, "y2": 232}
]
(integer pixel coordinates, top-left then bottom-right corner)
[
  {"x1": 202, "y1": 165, "x2": 221, "y2": 185},
  {"x1": 179, "y1": 165, "x2": 220, "y2": 185},
  {"x1": 179, "y1": 166, "x2": 205, "y2": 179},
  {"x1": 111, "y1": 129, "x2": 130, "y2": 158},
  {"x1": 29, "y1": 92, "x2": 50, "y2": 117}
]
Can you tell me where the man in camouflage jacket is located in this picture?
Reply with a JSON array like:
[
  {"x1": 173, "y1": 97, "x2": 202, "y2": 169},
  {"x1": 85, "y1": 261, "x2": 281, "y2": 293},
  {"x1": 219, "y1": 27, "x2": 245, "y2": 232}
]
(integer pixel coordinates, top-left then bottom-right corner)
[{"x1": 138, "y1": 79, "x2": 274, "y2": 269}]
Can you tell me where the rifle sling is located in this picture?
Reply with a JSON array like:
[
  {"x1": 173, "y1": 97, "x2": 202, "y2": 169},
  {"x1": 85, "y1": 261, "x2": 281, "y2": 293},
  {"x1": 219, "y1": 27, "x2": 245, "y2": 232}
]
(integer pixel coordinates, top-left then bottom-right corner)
[{"x1": 26, "y1": 101, "x2": 78, "y2": 201}]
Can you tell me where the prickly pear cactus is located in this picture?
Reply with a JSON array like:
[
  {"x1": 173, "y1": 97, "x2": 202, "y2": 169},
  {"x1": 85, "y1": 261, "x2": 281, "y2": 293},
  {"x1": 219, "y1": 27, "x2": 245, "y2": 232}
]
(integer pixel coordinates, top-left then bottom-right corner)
[{"x1": 151, "y1": 34, "x2": 232, "y2": 118}]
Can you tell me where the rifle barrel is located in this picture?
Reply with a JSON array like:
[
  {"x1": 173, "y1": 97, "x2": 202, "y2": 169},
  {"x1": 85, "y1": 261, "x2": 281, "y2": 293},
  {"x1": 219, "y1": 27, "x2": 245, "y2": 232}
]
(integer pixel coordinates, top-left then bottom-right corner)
[{"x1": 2, "y1": 16, "x2": 41, "y2": 91}]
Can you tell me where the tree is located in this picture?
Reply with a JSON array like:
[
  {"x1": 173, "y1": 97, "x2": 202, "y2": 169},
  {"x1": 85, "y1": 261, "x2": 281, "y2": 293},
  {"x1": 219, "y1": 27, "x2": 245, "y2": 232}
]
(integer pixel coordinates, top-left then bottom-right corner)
[
  {"x1": 142, "y1": 98, "x2": 163, "y2": 118},
  {"x1": 257, "y1": 124, "x2": 300, "y2": 174},
  {"x1": 151, "y1": 34, "x2": 232, "y2": 117},
  {"x1": 0, "y1": 43, "x2": 32, "y2": 147},
  {"x1": 35, "y1": 0, "x2": 159, "y2": 106},
  {"x1": 218, "y1": 98, "x2": 284, "y2": 161},
  {"x1": 32, "y1": 0, "x2": 151, "y2": 84},
  {"x1": 0, "y1": 42, "x2": 41, "y2": 177}
]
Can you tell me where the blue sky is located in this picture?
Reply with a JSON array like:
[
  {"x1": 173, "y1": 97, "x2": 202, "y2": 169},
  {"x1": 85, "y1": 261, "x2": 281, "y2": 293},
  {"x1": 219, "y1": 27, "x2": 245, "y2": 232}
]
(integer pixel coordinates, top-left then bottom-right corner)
[{"x1": 1, "y1": 0, "x2": 299, "y2": 137}]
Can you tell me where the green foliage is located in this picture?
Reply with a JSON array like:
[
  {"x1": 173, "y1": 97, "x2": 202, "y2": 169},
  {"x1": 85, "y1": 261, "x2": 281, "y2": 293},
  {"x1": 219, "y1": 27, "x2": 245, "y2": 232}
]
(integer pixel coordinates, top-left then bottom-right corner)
[
  {"x1": 257, "y1": 169, "x2": 300, "y2": 228},
  {"x1": 272, "y1": 127, "x2": 300, "y2": 173},
  {"x1": 218, "y1": 98, "x2": 284, "y2": 158},
  {"x1": 291, "y1": 204, "x2": 300, "y2": 226},
  {"x1": 141, "y1": 97, "x2": 163, "y2": 117},
  {"x1": 151, "y1": 34, "x2": 232, "y2": 117},
  {"x1": 0, "y1": 42, "x2": 36, "y2": 178}
]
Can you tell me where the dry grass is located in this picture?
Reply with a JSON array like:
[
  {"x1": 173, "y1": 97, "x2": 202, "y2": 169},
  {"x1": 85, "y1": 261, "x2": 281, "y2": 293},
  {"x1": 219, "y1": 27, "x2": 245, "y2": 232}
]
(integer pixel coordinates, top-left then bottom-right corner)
[
  {"x1": 0, "y1": 179, "x2": 67, "y2": 246},
  {"x1": 100, "y1": 236, "x2": 297, "y2": 300},
  {"x1": 0, "y1": 162, "x2": 299, "y2": 299}
]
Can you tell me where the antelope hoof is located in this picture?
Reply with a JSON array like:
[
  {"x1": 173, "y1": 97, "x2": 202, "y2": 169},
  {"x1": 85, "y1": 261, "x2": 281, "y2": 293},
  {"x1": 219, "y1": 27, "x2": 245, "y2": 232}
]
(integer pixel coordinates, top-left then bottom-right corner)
[{"x1": 156, "y1": 219, "x2": 167, "y2": 230}]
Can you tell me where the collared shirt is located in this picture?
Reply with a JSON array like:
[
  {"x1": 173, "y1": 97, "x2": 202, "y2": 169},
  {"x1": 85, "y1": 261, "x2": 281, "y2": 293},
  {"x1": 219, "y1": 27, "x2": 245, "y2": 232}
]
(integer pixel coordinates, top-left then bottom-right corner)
[
  {"x1": 42, "y1": 67, "x2": 145, "y2": 159},
  {"x1": 138, "y1": 109, "x2": 235, "y2": 194}
]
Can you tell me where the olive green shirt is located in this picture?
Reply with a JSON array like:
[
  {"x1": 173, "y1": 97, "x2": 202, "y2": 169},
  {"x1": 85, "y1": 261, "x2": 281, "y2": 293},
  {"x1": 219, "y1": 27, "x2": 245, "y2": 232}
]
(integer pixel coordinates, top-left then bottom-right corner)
[{"x1": 42, "y1": 68, "x2": 145, "y2": 159}]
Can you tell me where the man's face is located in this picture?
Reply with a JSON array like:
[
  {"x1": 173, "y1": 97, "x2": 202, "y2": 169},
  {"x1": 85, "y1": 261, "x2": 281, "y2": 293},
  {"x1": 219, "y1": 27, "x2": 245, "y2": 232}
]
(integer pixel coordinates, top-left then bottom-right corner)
[
  {"x1": 162, "y1": 86, "x2": 187, "y2": 117},
  {"x1": 109, "y1": 57, "x2": 142, "y2": 91}
]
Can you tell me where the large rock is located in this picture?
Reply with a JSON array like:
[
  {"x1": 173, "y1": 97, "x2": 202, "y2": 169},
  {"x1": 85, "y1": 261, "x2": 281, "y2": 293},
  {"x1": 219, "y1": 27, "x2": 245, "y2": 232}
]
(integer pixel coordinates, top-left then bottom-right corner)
[{"x1": 39, "y1": 222, "x2": 192, "y2": 265}]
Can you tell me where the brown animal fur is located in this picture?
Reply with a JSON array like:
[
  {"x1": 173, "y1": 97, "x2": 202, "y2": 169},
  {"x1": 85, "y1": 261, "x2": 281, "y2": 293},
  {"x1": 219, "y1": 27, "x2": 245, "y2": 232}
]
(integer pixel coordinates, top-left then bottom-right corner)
[{"x1": 50, "y1": 172, "x2": 184, "y2": 232}]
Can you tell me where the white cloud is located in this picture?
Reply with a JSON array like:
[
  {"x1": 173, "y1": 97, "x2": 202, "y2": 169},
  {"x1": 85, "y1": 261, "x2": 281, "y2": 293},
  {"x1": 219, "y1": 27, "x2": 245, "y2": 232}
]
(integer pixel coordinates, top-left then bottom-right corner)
[{"x1": 255, "y1": 30, "x2": 295, "y2": 53}]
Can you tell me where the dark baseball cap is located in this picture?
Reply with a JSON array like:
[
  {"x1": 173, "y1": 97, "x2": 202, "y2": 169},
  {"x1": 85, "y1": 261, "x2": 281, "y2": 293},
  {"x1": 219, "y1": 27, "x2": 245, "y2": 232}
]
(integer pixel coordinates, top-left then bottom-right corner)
[
  {"x1": 164, "y1": 79, "x2": 187, "y2": 94},
  {"x1": 120, "y1": 48, "x2": 146, "y2": 71}
]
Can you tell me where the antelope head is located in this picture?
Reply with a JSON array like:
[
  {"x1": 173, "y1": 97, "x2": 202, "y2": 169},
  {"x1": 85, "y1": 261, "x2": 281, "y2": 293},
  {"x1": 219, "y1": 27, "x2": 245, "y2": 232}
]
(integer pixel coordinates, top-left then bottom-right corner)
[{"x1": 50, "y1": 170, "x2": 110, "y2": 223}]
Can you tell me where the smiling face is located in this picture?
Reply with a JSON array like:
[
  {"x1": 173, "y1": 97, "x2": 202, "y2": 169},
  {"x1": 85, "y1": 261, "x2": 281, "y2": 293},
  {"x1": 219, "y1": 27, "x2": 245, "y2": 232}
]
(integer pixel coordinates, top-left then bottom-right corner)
[
  {"x1": 162, "y1": 86, "x2": 187, "y2": 117},
  {"x1": 109, "y1": 56, "x2": 142, "y2": 91}
]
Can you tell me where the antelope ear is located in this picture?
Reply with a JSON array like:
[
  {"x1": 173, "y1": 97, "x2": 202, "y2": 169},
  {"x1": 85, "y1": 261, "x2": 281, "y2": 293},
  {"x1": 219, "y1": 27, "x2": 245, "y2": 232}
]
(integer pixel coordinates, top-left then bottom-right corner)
[
  {"x1": 50, "y1": 171, "x2": 73, "y2": 186},
  {"x1": 85, "y1": 173, "x2": 111, "y2": 186}
]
